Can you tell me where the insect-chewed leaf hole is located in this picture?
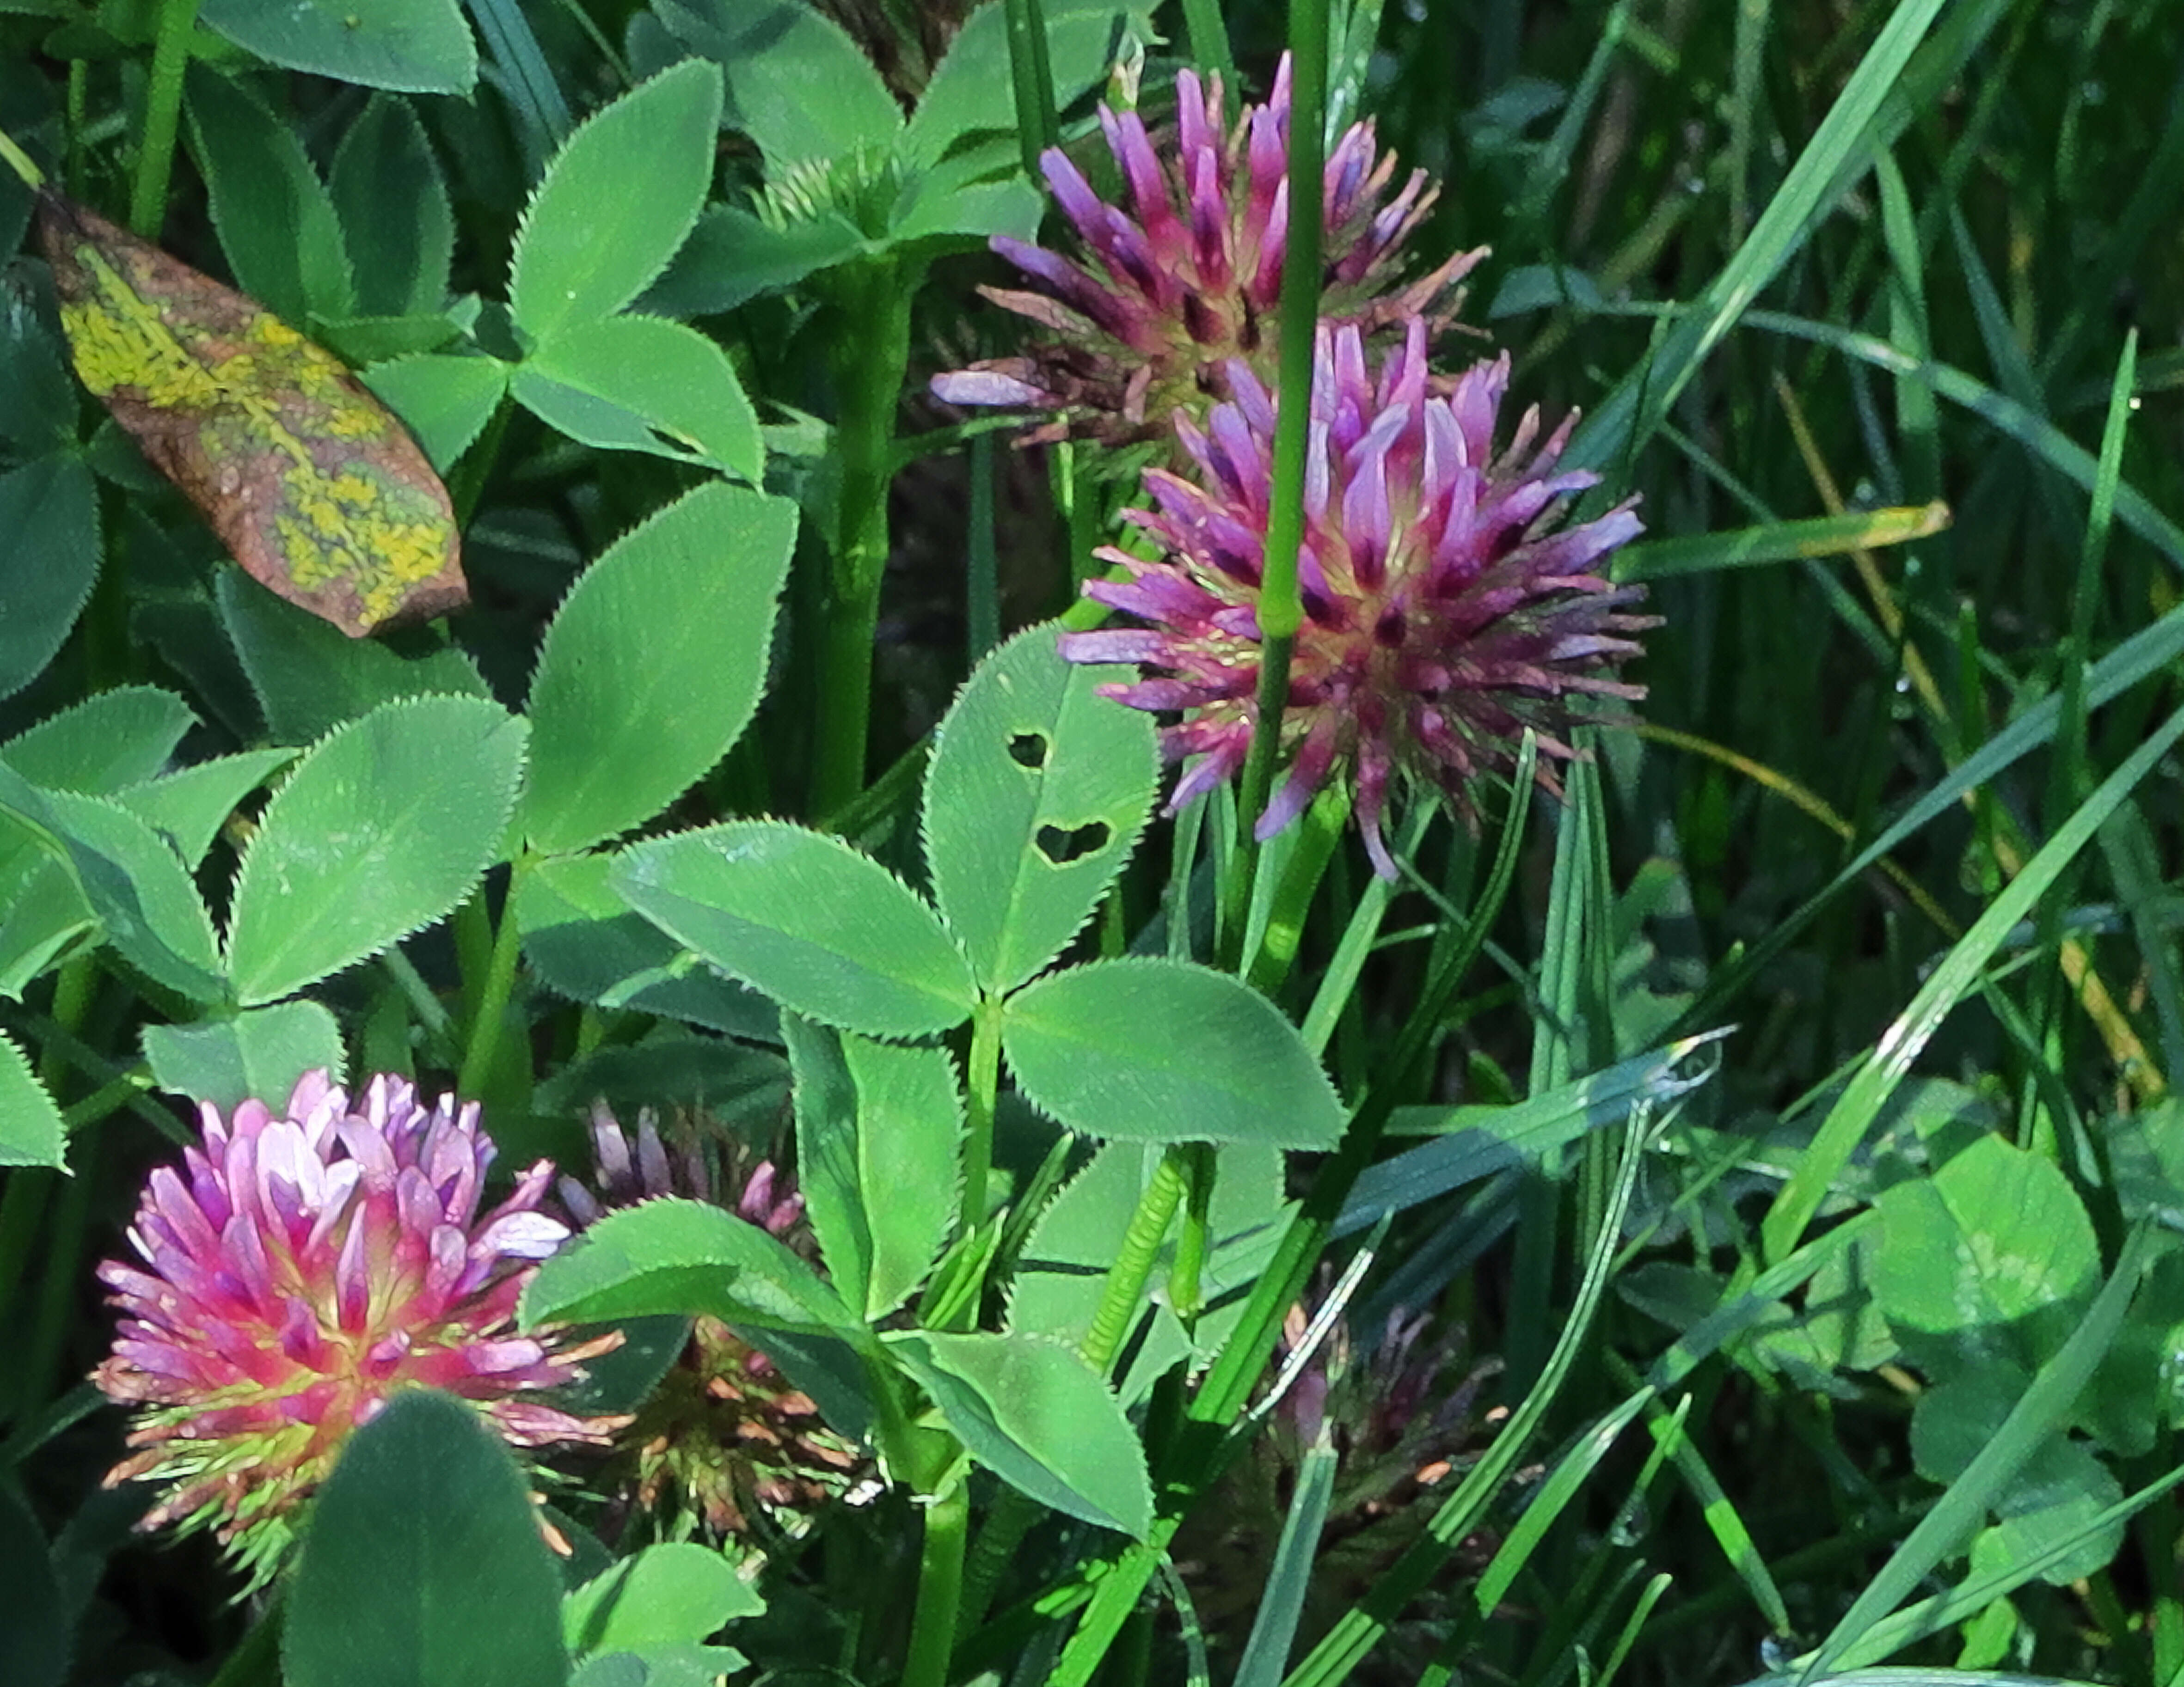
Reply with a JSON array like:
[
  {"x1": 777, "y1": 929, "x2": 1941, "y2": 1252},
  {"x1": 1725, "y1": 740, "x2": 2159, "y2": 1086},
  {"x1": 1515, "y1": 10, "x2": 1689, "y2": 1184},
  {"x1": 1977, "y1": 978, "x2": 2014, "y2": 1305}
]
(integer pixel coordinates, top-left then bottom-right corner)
[
  {"x1": 1007, "y1": 731, "x2": 1049, "y2": 770},
  {"x1": 1036, "y1": 821, "x2": 1110, "y2": 865}
]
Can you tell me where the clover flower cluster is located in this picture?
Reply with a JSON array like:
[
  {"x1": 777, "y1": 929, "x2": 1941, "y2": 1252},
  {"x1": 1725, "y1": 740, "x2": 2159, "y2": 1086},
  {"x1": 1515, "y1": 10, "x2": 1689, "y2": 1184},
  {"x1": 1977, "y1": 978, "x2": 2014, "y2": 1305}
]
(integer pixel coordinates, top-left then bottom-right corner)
[
  {"x1": 93, "y1": 1072, "x2": 620, "y2": 1583},
  {"x1": 935, "y1": 57, "x2": 1651, "y2": 874}
]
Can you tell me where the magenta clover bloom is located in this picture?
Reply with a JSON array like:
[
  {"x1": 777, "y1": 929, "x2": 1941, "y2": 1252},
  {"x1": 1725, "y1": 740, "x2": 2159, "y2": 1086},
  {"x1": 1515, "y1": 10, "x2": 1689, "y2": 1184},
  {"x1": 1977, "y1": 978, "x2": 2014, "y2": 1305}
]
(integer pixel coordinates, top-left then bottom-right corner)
[
  {"x1": 1058, "y1": 319, "x2": 1652, "y2": 877},
  {"x1": 932, "y1": 54, "x2": 1481, "y2": 448},
  {"x1": 94, "y1": 1071, "x2": 620, "y2": 1582}
]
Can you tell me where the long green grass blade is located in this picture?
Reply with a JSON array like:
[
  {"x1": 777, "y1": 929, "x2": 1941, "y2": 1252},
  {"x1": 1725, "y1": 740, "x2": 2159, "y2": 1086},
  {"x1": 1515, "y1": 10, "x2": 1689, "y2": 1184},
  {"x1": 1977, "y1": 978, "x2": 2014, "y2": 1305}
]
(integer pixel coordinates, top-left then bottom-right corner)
[{"x1": 1233, "y1": 1437, "x2": 1337, "y2": 1687}]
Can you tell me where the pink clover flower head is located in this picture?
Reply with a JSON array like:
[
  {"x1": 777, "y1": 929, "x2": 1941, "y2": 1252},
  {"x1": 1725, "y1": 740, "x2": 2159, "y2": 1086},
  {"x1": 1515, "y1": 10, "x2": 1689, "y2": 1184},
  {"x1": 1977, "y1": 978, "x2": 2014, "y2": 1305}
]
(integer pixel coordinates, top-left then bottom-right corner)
[
  {"x1": 558, "y1": 1101, "x2": 805, "y2": 1239},
  {"x1": 931, "y1": 54, "x2": 1483, "y2": 448},
  {"x1": 1059, "y1": 320, "x2": 1654, "y2": 877},
  {"x1": 93, "y1": 1070, "x2": 621, "y2": 1581}
]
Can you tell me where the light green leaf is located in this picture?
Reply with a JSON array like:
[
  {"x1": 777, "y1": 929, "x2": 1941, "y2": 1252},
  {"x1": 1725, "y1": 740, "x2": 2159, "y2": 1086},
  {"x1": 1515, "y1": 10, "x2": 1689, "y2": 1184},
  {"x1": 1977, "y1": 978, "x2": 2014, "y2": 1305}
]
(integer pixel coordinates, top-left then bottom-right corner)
[
  {"x1": 563, "y1": 1543, "x2": 764, "y2": 1657},
  {"x1": 330, "y1": 96, "x2": 455, "y2": 316},
  {"x1": 613, "y1": 822, "x2": 976, "y2": 1039},
  {"x1": 509, "y1": 61, "x2": 724, "y2": 342},
  {"x1": 185, "y1": 67, "x2": 356, "y2": 326},
  {"x1": 658, "y1": 0, "x2": 901, "y2": 171},
  {"x1": 523, "y1": 483, "x2": 792, "y2": 851},
  {"x1": 521, "y1": 1197, "x2": 859, "y2": 1335},
  {"x1": 0, "y1": 1028, "x2": 66, "y2": 1168},
  {"x1": 225, "y1": 695, "x2": 528, "y2": 1004},
  {"x1": 0, "y1": 456, "x2": 99, "y2": 703},
  {"x1": 0, "y1": 685, "x2": 195, "y2": 794},
  {"x1": 888, "y1": 1330, "x2": 1151, "y2": 1536},
  {"x1": 515, "y1": 316, "x2": 760, "y2": 478},
  {"x1": 284, "y1": 1392, "x2": 569, "y2": 1687},
  {"x1": 924, "y1": 624, "x2": 1156, "y2": 994},
  {"x1": 1002, "y1": 958, "x2": 1346, "y2": 1148},
  {"x1": 142, "y1": 1002, "x2": 344, "y2": 1110},
  {"x1": 639, "y1": 206, "x2": 869, "y2": 318},
  {"x1": 362, "y1": 354, "x2": 510, "y2": 472}
]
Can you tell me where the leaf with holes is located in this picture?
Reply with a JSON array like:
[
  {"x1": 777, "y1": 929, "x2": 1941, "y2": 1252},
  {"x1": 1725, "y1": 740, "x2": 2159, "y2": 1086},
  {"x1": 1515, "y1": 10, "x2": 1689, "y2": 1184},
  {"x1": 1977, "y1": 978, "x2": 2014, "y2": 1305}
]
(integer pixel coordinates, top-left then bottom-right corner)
[
  {"x1": 37, "y1": 193, "x2": 465, "y2": 636},
  {"x1": 612, "y1": 822, "x2": 976, "y2": 1039},
  {"x1": 1002, "y1": 958, "x2": 1346, "y2": 1148},
  {"x1": 225, "y1": 695, "x2": 527, "y2": 1004},
  {"x1": 924, "y1": 624, "x2": 1156, "y2": 994}
]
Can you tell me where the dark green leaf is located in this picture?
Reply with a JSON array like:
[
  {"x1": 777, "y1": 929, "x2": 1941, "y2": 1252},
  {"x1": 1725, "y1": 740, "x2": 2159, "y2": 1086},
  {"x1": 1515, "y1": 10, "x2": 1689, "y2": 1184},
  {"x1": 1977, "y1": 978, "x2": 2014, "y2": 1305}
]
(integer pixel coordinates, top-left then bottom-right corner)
[
  {"x1": 283, "y1": 1392, "x2": 569, "y2": 1687},
  {"x1": 185, "y1": 67, "x2": 356, "y2": 325},
  {"x1": 225, "y1": 695, "x2": 528, "y2": 1003},
  {"x1": 509, "y1": 61, "x2": 724, "y2": 342},
  {"x1": 658, "y1": 0, "x2": 901, "y2": 171},
  {"x1": 1001, "y1": 959, "x2": 1345, "y2": 1147},
  {"x1": 361, "y1": 354, "x2": 510, "y2": 472},
  {"x1": 903, "y1": 0, "x2": 1141, "y2": 166},
  {"x1": 638, "y1": 206, "x2": 869, "y2": 318},
  {"x1": 613, "y1": 822, "x2": 976, "y2": 1039},
  {"x1": 200, "y1": 0, "x2": 476, "y2": 93},
  {"x1": 523, "y1": 483, "x2": 791, "y2": 853},
  {"x1": 0, "y1": 456, "x2": 98, "y2": 702},
  {"x1": 330, "y1": 96, "x2": 454, "y2": 316},
  {"x1": 217, "y1": 567, "x2": 490, "y2": 743},
  {"x1": 924, "y1": 624, "x2": 1156, "y2": 993},
  {"x1": 141, "y1": 1001, "x2": 344, "y2": 1109}
]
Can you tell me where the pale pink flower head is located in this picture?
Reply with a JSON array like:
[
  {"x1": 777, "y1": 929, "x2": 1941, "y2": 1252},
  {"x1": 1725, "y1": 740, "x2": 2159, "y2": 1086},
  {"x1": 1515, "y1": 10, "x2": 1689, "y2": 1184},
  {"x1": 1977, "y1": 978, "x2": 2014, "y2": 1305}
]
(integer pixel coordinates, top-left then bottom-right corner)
[
  {"x1": 1058, "y1": 320, "x2": 1653, "y2": 877},
  {"x1": 932, "y1": 54, "x2": 1482, "y2": 449},
  {"x1": 93, "y1": 1071, "x2": 620, "y2": 1583}
]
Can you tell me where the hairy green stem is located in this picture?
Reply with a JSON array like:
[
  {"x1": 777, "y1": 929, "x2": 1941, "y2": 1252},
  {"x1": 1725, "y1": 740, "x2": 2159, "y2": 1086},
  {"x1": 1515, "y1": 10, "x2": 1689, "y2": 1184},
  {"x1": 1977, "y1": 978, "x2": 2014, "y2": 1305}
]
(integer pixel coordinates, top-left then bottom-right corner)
[
  {"x1": 130, "y1": 0, "x2": 201, "y2": 237},
  {"x1": 812, "y1": 261, "x2": 914, "y2": 817},
  {"x1": 1080, "y1": 1147, "x2": 1186, "y2": 1373},
  {"x1": 1222, "y1": 0, "x2": 1329, "y2": 963},
  {"x1": 901, "y1": 1485, "x2": 971, "y2": 1687},
  {"x1": 959, "y1": 994, "x2": 1006, "y2": 1235}
]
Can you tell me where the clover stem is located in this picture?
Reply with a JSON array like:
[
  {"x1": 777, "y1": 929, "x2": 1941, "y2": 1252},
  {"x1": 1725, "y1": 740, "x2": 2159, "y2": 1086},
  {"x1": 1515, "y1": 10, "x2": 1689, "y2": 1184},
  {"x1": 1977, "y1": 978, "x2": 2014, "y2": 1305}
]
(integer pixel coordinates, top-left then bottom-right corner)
[
  {"x1": 901, "y1": 1484, "x2": 970, "y2": 1687},
  {"x1": 811, "y1": 259, "x2": 914, "y2": 818},
  {"x1": 456, "y1": 856, "x2": 532, "y2": 1101},
  {"x1": 960, "y1": 994, "x2": 1006, "y2": 1235},
  {"x1": 130, "y1": 0, "x2": 201, "y2": 238}
]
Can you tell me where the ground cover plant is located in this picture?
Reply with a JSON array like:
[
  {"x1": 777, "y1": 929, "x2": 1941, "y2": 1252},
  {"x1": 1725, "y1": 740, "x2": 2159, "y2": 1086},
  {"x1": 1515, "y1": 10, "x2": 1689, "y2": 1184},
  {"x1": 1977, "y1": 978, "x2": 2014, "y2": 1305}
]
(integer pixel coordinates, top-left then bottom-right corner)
[{"x1": 0, "y1": 0, "x2": 2179, "y2": 1684}]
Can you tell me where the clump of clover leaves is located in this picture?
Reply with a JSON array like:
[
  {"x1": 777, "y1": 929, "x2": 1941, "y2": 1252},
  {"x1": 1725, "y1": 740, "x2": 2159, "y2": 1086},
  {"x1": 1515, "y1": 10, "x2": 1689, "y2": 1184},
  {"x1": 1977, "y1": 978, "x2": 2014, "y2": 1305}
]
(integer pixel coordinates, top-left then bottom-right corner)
[{"x1": 521, "y1": 623, "x2": 1347, "y2": 1537}]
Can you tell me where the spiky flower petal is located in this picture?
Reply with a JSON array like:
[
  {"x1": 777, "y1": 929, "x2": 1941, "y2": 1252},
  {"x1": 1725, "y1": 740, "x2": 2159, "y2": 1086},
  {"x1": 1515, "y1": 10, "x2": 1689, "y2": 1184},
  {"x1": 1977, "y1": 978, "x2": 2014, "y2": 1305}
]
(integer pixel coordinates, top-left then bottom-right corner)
[
  {"x1": 932, "y1": 55, "x2": 1482, "y2": 447},
  {"x1": 1059, "y1": 319, "x2": 1651, "y2": 876},
  {"x1": 93, "y1": 1072, "x2": 620, "y2": 1583}
]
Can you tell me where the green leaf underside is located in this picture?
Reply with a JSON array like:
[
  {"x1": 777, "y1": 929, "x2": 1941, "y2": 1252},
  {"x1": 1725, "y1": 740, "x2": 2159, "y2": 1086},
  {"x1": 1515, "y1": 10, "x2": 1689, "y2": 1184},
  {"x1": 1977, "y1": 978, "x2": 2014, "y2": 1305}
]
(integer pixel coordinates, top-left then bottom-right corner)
[
  {"x1": 1001, "y1": 958, "x2": 1347, "y2": 1148},
  {"x1": 224, "y1": 694, "x2": 528, "y2": 1004},
  {"x1": 509, "y1": 61, "x2": 724, "y2": 342},
  {"x1": 888, "y1": 1330, "x2": 1152, "y2": 1538},
  {"x1": 283, "y1": 1391, "x2": 570, "y2": 1687},
  {"x1": 523, "y1": 483, "x2": 793, "y2": 853},
  {"x1": 924, "y1": 625, "x2": 1157, "y2": 995},
  {"x1": 142, "y1": 1001, "x2": 345, "y2": 1110},
  {"x1": 613, "y1": 822, "x2": 976, "y2": 1039},
  {"x1": 522, "y1": 1197, "x2": 857, "y2": 1335}
]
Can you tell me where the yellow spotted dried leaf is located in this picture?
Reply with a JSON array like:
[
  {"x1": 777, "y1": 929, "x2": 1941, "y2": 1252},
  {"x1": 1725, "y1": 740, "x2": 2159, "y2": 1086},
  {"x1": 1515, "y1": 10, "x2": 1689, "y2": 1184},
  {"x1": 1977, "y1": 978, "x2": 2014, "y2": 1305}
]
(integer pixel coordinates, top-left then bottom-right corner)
[{"x1": 36, "y1": 192, "x2": 465, "y2": 637}]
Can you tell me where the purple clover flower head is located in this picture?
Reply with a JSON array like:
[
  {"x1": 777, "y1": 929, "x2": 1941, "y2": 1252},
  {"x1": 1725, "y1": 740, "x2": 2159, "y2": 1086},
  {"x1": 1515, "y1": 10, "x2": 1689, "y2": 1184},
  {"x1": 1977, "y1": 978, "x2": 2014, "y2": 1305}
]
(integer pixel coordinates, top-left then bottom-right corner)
[
  {"x1": 931, "y1": 54, "x2": 1483, "y2": 449},
  {"x1": 558, "y1": 1102, "x2": 804, "y2": 1238},
  {"x1": 1058, "y1": 319, "x2": 1654, "y2": 878},
  {"x1": 93, "y1": 1071, "x2": 621, "y2": 1582}
]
